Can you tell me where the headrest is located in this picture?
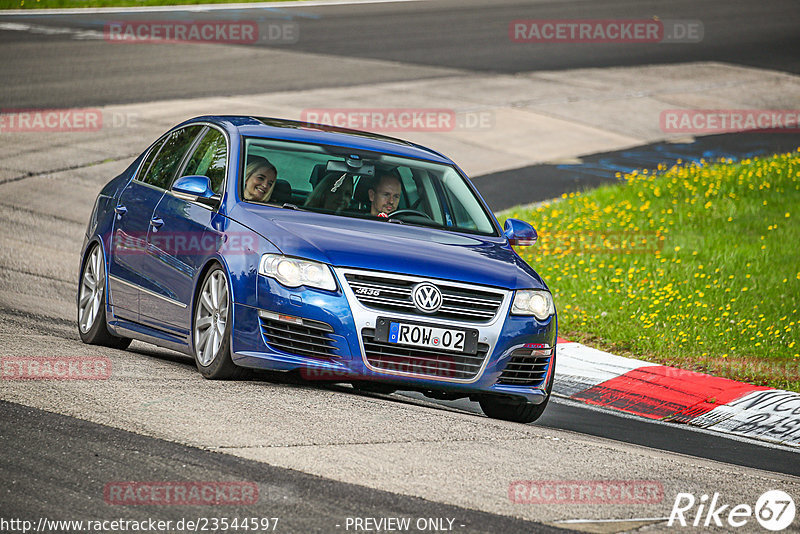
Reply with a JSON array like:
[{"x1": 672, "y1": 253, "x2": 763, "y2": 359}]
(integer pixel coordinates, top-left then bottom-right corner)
[
  {"x1": 309, "y1": 164, "x2": 328, "y2": 188},
  {"x1": 271, "y1": 179, "x2": 292, "y2": 204},
  {"x1": 353, "y1": 175, "x2": 375, "y2": 204}
]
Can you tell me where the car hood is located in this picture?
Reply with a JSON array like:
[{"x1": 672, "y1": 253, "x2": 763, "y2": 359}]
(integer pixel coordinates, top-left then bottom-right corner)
[{"x1": 229, "y1": 204, "x2": 547, "y2": 290}]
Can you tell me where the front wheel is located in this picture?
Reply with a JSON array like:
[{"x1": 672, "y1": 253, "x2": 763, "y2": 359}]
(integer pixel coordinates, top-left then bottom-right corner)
[
  {"x1": 479, "y1": 353, "x2": 556, "y2": 423},
  {"x1": 77, "y1": 243, "x2": 132, "y2": 350},
  {"x1": 479, "y1": 396, "x2": 549, "y2": 424},
  {"x1": 193, "y1": 267, "x2": 243, "y2": 379}
]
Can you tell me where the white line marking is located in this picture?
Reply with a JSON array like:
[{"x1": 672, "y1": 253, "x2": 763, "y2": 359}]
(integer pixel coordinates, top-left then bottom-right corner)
[
  {"x1": 554, "y1": 517, "x2": 669, "y2": 524},
  {"x1": 0, "y1": 21, "x2": 103, "y2": 39},
  {"x1": 0, "y1": 21, "x2": 28, "y2": 30},
  {"x1": 0, "y1": 0, "x2": 424, "y2": 16}
]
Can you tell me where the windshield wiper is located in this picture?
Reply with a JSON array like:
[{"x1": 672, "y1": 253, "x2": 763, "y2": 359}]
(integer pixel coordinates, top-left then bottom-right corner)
[{"x1": 281, "y1": 203, "x2": 304, "y2": 211}]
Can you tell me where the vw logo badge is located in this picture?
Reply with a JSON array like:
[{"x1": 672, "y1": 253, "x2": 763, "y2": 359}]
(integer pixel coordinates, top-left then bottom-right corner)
[{"x1": 412, "y1": 283, "x2": 443, "y2": 313}]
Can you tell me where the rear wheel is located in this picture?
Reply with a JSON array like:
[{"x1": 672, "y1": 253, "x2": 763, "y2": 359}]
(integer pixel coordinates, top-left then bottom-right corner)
[
  {"x1": 193, "y1": 267, "x2": 243, "y2": 379},
  {"x1": 77, "y1": 243, "x2": 132, "y2": 350}
]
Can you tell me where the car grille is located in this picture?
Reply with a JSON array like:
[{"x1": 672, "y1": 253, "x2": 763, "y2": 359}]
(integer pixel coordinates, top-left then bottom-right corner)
[
  {"x1": 344, "y1": 272, "x2": 505, "y2": 323},
  {"x1": 497, "y1": 346, "x2": 553, "y2": 386},
  {"x1": 361, "y1": 328, "x2": 489, "y2": 380},
  {"x1": 259, "y1": 315, "x2": 338, "y2": 359}
]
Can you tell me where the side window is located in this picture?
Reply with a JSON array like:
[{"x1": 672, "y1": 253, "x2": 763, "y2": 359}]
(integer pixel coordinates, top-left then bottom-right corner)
[
  {"x1": 136, "y1": 136, "x2": 167, "y2": 181},
  {"x1": 180, "y1": 128, "x2": 227, "y2": 194},
  {"x1": 142, "y1": 125, "x2": 203, "y2": 190}
]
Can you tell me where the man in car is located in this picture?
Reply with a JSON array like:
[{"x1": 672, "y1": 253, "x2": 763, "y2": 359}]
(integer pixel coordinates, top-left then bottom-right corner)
[{"x1": 368, "y1": 172, "x2": 402, "y2": 217}]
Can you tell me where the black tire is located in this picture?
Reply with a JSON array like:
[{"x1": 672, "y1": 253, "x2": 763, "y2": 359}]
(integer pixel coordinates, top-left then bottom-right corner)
[
  {"x1": 479, "y1": 396, "x2": 549, "y2": 423},
  {"x1": 77, "y1": 243, "x2": 132, "y2": 350},
  {"x1": 192, "y1": 266, "x2": 244, "y2": 380},
  {"x1": 479, "y1": 352, "x2": 556, "y2": 423}
]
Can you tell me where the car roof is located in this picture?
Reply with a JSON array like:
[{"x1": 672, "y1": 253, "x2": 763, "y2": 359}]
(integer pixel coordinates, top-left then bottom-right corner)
[{"x1": 179, "y1": 115, "x2": 454, "y2": 164}]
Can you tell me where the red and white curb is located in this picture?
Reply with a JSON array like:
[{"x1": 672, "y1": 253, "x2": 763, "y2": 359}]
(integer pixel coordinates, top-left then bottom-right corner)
[{"x1": 554, "y1": 338, "x2": 800, "y2": 448}]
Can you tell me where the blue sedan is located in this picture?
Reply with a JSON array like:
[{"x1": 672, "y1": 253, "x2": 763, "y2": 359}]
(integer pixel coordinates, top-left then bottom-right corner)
[{"x1": 78, "y1": 116, "x2": 557, "y2": 423}]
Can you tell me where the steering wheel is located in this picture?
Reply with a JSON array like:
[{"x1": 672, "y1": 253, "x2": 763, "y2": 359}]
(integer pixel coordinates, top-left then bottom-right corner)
[{"x1": 387, "y1": 209, "x2": 433, "y2": 220}]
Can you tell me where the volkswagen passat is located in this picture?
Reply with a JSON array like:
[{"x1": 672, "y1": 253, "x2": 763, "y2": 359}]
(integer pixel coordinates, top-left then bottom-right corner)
[{"x1": 78, "y1": 116, "x2": 557, "y2": 423}]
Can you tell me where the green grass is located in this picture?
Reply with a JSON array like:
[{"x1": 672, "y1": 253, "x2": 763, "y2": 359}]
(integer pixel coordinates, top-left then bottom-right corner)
[
  {"x1": 501, "y1": 150, "x2": 800, "y2": 392},
  {"x1": 0, "y1": 0, "x2": 297, "y2": 9}
]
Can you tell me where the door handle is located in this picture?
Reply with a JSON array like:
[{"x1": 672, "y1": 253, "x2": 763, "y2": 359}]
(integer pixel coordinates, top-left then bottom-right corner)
[
  {"x1": 150, "y1": 217, "x2": 164, "y2": 228},
  {"x1": 114, "y1": 205, "x2": 127, "y2": 215}
]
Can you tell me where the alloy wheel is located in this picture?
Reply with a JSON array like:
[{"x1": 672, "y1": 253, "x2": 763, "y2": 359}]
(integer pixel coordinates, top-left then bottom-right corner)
[
  {"x1": 194, "y1": 270, "x2": 229, "y2": 366},
  {"x1": 78, "y1": 246, "x2": 104, "y2": 333}
]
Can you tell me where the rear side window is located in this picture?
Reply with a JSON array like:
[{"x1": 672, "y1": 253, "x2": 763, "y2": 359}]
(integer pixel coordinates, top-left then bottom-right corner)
[
  {"x1": 142, "y1": 125, "x2": 203, "y2": 190},
  {"x1": 136, "y1": 136, "x2": 166, "y2": 181},
  {"x1": 179, "y1": 128, "x2": 228, "y2": 194}
]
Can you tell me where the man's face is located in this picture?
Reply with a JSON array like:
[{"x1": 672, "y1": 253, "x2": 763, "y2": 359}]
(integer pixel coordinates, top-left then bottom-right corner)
[{"x1": 369, "y1": 176, "x2": 401, "y2": 216}]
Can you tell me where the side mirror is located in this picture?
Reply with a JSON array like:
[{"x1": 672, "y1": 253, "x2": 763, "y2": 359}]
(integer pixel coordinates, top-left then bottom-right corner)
[
  {"x1": 172, "y1": 175, "x2": 220, "y2": 207},
  {"x1": 504, "y1": 218, "x2": 538, "y2": 246}
]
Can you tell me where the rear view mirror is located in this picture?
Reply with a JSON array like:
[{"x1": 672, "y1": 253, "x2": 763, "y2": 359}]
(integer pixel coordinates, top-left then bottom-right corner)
[
  {"x1": 326, "y1": 159, "x2": 375, "y2": 176},
  {"x1": 504, "y1": 218, "x2": 538, "y2": 246}
]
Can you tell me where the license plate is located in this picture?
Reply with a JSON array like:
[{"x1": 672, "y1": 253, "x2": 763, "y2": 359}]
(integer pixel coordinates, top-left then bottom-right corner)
[{"x1": 375, "y1": 318, "x2": 479, "y2": 354}]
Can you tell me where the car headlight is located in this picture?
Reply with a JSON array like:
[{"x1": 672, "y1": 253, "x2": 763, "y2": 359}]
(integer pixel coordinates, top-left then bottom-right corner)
[
  {"x1": 258, "y1": 254, "x2": 337, "y2": 291},
  {"x1": 512, "y1": 289, "x2": 554, "y2": 320}
]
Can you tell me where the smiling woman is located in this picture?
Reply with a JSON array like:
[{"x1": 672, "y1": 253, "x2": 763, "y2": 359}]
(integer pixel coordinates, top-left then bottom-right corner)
[{"x1": 242, "y1": 156, "x2": 278, "y2": 203}]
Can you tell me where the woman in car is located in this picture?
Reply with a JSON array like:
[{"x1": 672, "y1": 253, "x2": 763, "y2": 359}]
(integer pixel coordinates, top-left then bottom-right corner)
[
  {"x1": 304, "y1": 172, "x2": 354, "y2": 213},
  {"x1": 243, "y1": 156, "x2": 278, "y2": 202}
]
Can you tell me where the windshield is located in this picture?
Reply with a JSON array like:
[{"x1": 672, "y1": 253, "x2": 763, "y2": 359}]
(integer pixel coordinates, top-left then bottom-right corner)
[{"x1": 240, "y1": 137, "x2": 498, "y2": 236}]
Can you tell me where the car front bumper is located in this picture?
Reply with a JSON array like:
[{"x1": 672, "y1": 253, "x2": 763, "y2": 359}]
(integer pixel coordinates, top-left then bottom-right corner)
[{"x1": 231, "y1": 268, "x2": 556, "y2": 404}]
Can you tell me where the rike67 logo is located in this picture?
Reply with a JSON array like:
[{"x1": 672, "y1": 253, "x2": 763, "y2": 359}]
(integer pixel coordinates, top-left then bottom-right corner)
[{"x1": 669, "y1": 490, "x2": 796, "y2": 531}]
